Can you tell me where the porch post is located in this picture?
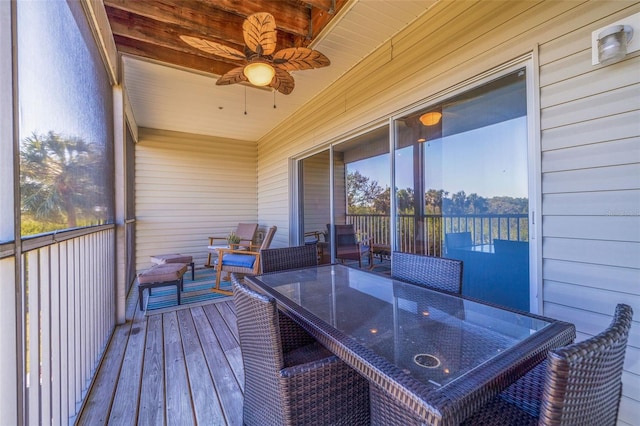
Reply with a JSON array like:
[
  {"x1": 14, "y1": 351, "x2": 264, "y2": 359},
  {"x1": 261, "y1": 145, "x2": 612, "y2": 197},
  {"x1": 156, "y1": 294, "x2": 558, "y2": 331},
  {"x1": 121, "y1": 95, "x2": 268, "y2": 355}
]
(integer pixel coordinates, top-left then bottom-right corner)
[{"x1": 113, "y1": 85, "x2": 126, "y2": 324}]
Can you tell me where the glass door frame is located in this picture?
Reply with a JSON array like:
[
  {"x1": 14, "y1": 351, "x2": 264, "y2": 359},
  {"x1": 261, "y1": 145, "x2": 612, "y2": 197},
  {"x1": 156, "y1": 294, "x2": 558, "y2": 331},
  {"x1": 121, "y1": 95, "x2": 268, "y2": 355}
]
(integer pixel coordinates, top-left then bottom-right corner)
[{"x1": 292, "y1": 54, "x2": 541, "y2": 313}]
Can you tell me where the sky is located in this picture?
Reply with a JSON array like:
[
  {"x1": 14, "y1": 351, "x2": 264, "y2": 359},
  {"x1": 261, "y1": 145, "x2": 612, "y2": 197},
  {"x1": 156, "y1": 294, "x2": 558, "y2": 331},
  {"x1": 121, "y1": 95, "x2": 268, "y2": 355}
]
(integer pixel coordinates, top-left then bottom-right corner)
[
  {"x1": 348, "y1": 117, "x2": 528, "y2": 199},
  {"x1": 18, "y1": 0, "x2": 109, "y2": 147}
]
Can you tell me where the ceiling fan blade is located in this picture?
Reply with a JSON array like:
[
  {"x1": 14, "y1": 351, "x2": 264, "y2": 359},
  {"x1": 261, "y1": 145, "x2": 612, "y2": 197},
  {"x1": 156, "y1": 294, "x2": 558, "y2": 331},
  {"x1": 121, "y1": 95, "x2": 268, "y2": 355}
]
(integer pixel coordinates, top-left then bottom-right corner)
[
  {"x1": 270, "y1": 68, "x2": 294, "y2": 95},
  {"x1": 243, "y1": 12, "x2": 277, "y2": 56},
  {"x1": 180, "y1": 35, "x2": 246, "y2": 61},
  {"x1": 273, "y1": 47, "x2": 331, "y2": 71},
  {"x1": 216, "y1": 67, "x2": 248, "y2": 86}
]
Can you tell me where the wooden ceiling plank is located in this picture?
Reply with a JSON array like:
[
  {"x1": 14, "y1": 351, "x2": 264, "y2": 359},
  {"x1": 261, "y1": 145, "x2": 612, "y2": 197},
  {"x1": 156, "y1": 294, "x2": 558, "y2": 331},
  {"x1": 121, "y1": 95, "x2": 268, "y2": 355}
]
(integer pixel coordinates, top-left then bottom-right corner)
[
  {"x1": 310, "y1": 0, "x2": 347, "y2": 39},
  {"x1": 187, "y1": 0, "x2": 312, "y2": 37},
  {"x1": 105, "y1": 3, "x2": 302, "y2": 53},
  {"x1": 104, "y1": 0, "x2": 312, "y2": 40},
  {"x1": 115, "y1": 35, "x2": 236, "y2": 77},
  {"x1": 303, "y1": 0, "x2": 335, "y2": 12}
]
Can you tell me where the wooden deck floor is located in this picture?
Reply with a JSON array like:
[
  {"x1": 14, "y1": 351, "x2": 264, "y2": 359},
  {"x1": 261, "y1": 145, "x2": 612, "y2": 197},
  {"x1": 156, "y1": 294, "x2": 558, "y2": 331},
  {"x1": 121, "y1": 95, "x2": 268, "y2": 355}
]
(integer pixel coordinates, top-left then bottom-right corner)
[{"x1": 77, "y1": 283, "x2": 244, "y2": 425}]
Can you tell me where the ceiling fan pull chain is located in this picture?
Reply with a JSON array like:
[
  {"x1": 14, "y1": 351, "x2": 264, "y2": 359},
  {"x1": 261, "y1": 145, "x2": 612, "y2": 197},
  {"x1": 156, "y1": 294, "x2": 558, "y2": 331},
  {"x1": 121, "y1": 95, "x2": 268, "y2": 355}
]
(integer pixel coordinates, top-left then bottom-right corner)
[
  {"x1": 244, "y1": 86, "x2": 247, "y2": 115},
  {"x1": 273, "y1": 90, "x2": 277, "y2": 109}
]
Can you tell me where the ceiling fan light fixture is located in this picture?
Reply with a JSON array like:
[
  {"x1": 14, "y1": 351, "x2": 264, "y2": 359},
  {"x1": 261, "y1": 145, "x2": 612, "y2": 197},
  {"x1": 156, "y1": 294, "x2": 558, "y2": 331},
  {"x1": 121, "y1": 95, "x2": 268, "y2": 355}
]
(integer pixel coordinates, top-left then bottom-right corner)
[
  {"x1": 420, "y1": 111, "x2": 442, "y2": 126},
  {"x1": 243, "y1": 62, "x2": 275, "y2": 86}
]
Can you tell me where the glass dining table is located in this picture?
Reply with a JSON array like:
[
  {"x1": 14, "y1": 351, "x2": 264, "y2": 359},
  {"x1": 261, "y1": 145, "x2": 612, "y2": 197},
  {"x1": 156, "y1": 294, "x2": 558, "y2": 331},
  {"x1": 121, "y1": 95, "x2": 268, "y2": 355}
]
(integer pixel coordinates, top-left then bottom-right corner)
[{"x1": 245, "y1": 264, "x2": 575, "y2": 426}]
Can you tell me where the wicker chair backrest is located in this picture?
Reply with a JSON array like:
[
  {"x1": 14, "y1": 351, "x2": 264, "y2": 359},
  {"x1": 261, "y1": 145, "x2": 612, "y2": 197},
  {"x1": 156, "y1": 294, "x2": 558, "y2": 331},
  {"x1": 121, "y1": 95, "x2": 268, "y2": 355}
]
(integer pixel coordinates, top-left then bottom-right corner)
[
  {"x1": 539, "y1": 303, "x2": 633, "y2": 426},
  {"x1": 260, "y1": 244, "x2": 318, "y2": 273},
  {"x1": 231, "y1": 274, "x2": 286, "y2": 425},
  {"x1": 391, "y1": 251, "x2": 463, "y2": 294}
]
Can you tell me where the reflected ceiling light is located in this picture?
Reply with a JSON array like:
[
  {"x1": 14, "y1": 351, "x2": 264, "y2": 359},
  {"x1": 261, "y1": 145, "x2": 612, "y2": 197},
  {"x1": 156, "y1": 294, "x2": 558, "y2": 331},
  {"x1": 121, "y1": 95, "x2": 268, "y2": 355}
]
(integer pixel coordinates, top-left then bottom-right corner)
[
  {"x1": 419, "y1": 111, "x2": 442, "y2": 126},
  {"x1": 597, "y1": 25, "x2": 634, "y2": 65},
  {"x1": 243, "y1": 62, "x2": 276, "y2": 86}
]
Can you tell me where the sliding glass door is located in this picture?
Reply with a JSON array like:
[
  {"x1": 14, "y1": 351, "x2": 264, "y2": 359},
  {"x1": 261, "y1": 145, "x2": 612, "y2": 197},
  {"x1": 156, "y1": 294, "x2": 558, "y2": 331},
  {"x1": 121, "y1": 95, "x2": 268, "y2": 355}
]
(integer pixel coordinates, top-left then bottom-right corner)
[
  {"x1": 394, "y1": 68, "x2": 531, "y2": 311},
  {"x1": 296, "y1": 65, "x2": 535, "y2": 312}
]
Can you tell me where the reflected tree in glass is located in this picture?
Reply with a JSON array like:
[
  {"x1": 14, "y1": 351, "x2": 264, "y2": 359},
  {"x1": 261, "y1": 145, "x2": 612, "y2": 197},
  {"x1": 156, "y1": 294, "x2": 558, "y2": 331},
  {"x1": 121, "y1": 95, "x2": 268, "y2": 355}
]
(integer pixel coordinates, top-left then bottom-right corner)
[{"x1": 20, "y1": 131, "x2": 107, "y2": 235}]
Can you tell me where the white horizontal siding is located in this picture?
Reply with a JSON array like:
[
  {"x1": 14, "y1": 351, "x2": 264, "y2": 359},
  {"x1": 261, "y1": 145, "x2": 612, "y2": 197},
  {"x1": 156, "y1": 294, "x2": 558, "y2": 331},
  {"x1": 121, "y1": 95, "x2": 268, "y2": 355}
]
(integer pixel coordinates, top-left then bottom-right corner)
[
  {"x1": 135, "y1": 128, "x2": 258, "y2": 271},
  {"x1": 542, "y1": 111, "x2": 640, "y2": 151},
  {"x1": 543, "y1": 190, "x2": 640, "y2": 216},
  {"x1": 254, "y1": 1, "x2": 640, "y2": 422},
  {"x1": 539, "y1": 3, "x2": 640, "y2": 424}
]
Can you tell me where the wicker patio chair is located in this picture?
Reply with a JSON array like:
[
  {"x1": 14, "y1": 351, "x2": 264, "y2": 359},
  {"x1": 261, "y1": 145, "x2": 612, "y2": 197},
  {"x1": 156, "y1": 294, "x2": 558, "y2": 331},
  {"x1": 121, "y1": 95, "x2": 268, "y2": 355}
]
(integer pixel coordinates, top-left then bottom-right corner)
[
  {"x1": 260, "y1": 244, "x2": 318, "y2": 273},
  {"x1": 231, "y1": 274, "x2": 370, "y2": 426},
  {"x1": 462, "y1": 303, "x2": 634, "y2": 426},
  {"x1": 391, "y1": 251, "x2": 463, "y2": 293}
]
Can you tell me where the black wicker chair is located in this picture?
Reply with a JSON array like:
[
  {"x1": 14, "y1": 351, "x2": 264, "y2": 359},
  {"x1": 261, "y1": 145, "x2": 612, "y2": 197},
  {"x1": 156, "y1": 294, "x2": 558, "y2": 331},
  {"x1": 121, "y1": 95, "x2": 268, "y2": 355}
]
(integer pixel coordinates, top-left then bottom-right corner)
[
  {"x1": 260, "y1": 244, "x2": 318, "y2": 273},
  {"x1": 391, "y1": 251, "x2": 463, "y2": 294},
  {"x1": 462, "y1": 303, "x2": 634, "y2": 425},
  {"x1": 231, "y1": 274, "x2": 370, "y2": 425}
]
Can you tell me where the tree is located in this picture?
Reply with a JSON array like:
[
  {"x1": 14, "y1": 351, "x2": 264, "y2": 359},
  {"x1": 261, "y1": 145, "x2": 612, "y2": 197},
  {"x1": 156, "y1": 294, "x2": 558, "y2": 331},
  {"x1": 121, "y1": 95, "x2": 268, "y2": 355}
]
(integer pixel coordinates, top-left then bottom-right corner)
[
  {"x1": 425, "y1": 189, "x2": 447, "y2": 214},
  {"x1": 396, "y1": 188, "x2": 415, "y2": 214},
  {"x1": 20, "y1": 131, "x2": 106, "y2": 232},
  {"x1": 465, "y1": 192, "x2": 489, "y2": 214},
  {"x1": 373, "y1": 187, "x2": 391, "y2": 214},
  {"x1": 346, "y1": 170, "x2": 385, "y2": 213}
]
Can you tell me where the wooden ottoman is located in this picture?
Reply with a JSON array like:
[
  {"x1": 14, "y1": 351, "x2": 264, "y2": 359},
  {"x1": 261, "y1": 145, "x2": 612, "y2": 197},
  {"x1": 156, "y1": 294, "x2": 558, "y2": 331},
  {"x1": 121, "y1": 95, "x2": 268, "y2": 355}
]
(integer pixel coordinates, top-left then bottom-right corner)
[
  {"x1": 138, "y1": 263, "x2": 188, "y2": 311},
  {"x1": 150, "y1": 253, "x2": 195, "y2": 281}
]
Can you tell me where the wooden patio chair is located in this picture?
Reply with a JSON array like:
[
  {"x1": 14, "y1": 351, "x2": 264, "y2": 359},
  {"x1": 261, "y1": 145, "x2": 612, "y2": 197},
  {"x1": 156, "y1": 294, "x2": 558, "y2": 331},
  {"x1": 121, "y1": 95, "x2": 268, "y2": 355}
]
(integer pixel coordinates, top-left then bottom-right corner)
[
  {"x1": 391, "y1": 251, "x2": 463, "y2": 294},
  {"x1": 205, "y1": 222, "x2": 258, "y2": 267},
  {"x1": 332, "y1": 224, "x2": 372, "y2": 268},
  {"x1": 462, "y1": 303, "x2": 634, "y2": 425},
  {"x1": 231, "y1": 274, "x2": 370, "y2": 426},
  {"x1": 211, "y1": 226, "x2": 276, "y2": 295}
]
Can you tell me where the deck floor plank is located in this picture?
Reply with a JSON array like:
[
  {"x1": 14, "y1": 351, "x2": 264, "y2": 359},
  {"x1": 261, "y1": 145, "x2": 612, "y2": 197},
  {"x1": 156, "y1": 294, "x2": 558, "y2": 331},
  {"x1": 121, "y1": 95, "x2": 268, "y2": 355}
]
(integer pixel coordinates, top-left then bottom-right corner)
[
  {"x1": 176, "y1": 308, "x2": 227, "y2": 425},
  {"x1": 163, "y1": 312, "x2": 196, "y2": 425},
  {"x1": 214, "y1": 301, "x2": 239, "y2": 341},
  {"x1": 205, "y1": 303, "x2": 245, "y2": 390},
  {"x1": 108, "y1": 305, "x2": 146, "y2": 425},
  {"x1": 76, "y1": 317, "x2": 131, "y2": 425},
  {"x1": 193, "y1": 305, "x2": 244, "y2": 425},
  {"x1": 203, "y1": 303, "x2": 239, "y2": 351},
  {"x1": 79, "y1": 278, "x2": 245, "y2": 426},
  {"x1": 138, "y1": 314, "x2": 166, "y2": 425}
]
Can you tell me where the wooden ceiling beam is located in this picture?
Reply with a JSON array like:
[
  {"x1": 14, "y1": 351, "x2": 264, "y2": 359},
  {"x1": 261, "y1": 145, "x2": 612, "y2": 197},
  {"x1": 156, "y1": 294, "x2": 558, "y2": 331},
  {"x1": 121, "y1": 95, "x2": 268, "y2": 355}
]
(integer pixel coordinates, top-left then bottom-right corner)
[
  {"x1": 106, "y1": 6, "x2": 302, "y2": 61},
  {"x1": 303, "y1": 0, "x2": 335, "y2": 12},
  {"x1": 104, "y1": 0, "x2": 314, "y2": 40},
  {"x1": 114, "y1": 35, "x2": 237, "y2": 77},
  {"x1": 310, "y1": 0, "x2": 348, "y2": 39},
  {"x1": 106, "y1": 4, "x2": 304, "y2": 53},
  {"x1": 104, "y1": 0, "x2": 346, "y2": 74}
]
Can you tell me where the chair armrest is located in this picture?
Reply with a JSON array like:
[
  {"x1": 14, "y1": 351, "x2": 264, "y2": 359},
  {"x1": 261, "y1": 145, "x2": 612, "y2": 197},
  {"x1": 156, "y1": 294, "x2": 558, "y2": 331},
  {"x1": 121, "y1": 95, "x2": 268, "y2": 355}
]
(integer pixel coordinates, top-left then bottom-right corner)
[
  {"x1": 217, "y1": 247, "x2": 260, "y2": 256},
  {"x1": 208, "y1": 236, "x2": 228, "y2": 245},
  {"x1": 358, "y1": 237, "x2": 374, "y2": 247}
]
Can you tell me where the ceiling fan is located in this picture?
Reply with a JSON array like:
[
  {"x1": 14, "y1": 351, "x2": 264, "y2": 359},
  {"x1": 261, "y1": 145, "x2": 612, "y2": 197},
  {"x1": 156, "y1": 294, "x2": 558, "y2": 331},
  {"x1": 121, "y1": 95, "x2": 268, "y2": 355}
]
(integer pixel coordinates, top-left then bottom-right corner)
[{"x1": 180, "y1": 12, "x2": 330, "y2": 95}]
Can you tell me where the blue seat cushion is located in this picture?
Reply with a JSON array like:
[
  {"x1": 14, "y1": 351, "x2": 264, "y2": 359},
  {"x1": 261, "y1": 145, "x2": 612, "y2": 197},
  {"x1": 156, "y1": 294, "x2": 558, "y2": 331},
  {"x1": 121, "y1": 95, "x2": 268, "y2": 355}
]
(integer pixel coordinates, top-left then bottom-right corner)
[{"x1": 217, "y1": 253, "x2": 256, "y2": 268}]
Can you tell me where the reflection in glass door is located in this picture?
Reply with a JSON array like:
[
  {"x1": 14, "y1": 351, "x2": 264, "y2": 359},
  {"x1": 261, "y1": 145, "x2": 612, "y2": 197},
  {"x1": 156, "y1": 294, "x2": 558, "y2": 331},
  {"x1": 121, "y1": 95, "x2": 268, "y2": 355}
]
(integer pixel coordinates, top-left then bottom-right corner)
[
  {"x1": 332, "y1": 127, "x2": 390, "y2": 270},
  {"x1": 394, "y1": 69, "x2": 530, "y2": 311},
  {"x1": 298, "y1": 128, "x2": 391, "y2": 269},
  {"x1": 300, "y1": 150, "x2": 332, "y2": 264}
]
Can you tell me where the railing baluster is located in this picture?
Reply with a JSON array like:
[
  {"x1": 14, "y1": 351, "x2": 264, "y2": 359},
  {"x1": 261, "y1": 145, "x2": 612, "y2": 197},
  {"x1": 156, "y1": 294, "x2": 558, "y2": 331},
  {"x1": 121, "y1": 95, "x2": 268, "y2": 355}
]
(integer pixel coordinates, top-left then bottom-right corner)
[{"x1": 346, "y1": 212, "x2": 528, "y2": 256}]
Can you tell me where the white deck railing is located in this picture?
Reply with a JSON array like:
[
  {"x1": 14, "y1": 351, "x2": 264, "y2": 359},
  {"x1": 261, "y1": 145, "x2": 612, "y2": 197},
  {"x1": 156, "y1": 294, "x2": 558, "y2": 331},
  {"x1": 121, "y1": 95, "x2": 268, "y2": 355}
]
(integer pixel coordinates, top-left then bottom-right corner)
[{"x1": 22, "y1": 225, "x2": 116, "y2": 424}]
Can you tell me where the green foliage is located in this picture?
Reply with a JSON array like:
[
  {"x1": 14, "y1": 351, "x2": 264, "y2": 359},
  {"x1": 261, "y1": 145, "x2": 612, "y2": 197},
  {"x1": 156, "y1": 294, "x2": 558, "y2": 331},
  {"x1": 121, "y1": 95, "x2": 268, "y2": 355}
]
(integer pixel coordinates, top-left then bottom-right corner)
[
  {"x1": 346, "y1": 170, "x2": 388, "y2": 214},
  {"x1": 20, "y1": 131, "x2": 108, "y2": 236},
  {"x1": 346, "y1": 171, "x2": 527, "y2": 216},
  {"x1": 20, "y1": 217, "x2": 62, "y2": 236},
  {"x1": 227, "y1": 231, "x2": 241, "y2": 245}
]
